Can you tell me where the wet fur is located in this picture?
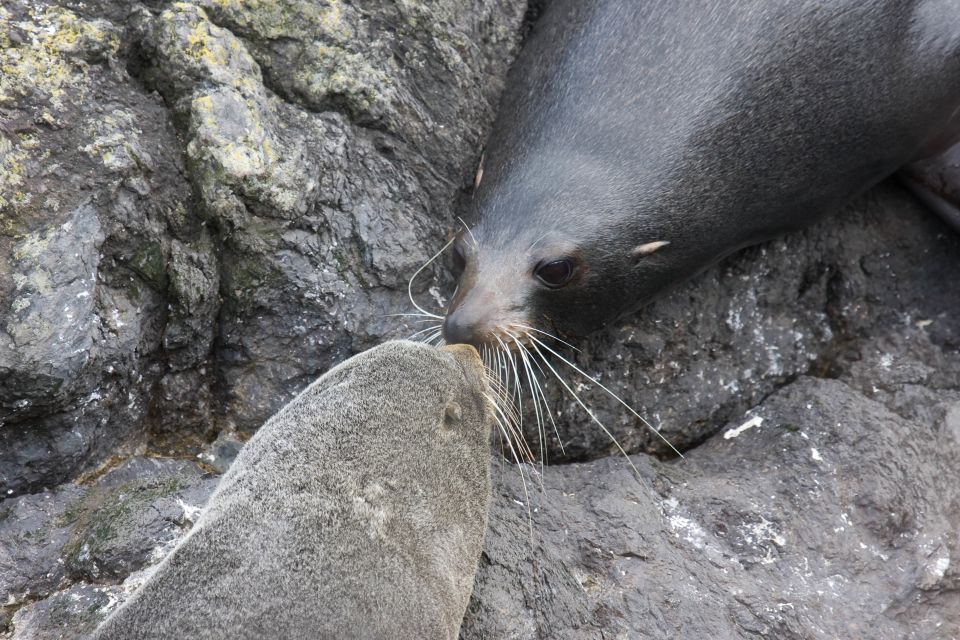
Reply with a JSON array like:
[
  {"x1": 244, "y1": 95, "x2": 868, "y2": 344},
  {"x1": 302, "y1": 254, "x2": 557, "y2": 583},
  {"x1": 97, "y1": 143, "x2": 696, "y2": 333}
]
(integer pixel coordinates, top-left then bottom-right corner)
[
  {"x1": 92, "y1": 341, "x2": 492, "y2": 640},
  {"x1": 449, "y1": 0, "x2": 960, "y2": 340}
]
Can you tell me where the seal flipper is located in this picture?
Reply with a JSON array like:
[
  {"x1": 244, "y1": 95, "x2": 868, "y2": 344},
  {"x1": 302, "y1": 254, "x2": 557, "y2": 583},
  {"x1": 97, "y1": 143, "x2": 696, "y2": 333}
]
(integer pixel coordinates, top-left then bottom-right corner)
[{"x1": 900, "y1": 143, "x2": 960, "y2": 234}]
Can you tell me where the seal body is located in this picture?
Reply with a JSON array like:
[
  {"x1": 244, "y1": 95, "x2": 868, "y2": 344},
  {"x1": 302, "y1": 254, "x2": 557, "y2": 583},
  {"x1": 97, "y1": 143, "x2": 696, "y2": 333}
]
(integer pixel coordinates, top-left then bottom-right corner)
[
  {"x1": 92, "y1": 341, "x2": 493, "y2": 640},
  {"x1": 444, "y1": 0, "x2": 960, "y2": 345}
]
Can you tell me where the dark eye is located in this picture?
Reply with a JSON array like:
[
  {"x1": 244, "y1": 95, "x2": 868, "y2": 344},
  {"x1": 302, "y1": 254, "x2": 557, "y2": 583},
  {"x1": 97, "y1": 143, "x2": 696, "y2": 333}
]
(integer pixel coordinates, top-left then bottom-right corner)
[{"x1": 534, "y1": 258, "x2": 575, "y2": 288}]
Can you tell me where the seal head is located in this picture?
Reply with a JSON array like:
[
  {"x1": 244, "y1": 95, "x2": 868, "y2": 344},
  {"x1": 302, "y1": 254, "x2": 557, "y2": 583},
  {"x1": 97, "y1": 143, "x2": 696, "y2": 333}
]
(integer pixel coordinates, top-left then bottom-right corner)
[
  {"x1": 443, "y1": 0, "x2": 960, "y2": 347},
  {"x1": 92, "y1": 341, "x2": 493, "y2": 640}
]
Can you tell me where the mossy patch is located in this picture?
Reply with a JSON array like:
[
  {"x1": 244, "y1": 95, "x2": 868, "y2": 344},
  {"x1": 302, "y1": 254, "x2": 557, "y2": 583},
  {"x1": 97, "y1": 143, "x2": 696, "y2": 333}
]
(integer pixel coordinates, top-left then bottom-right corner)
[
  {"x1": 226, "y1": 255, "x2": 285, "y2": 308},
  {"x1": 199, "y1": 0, "x2": 394, "y2": 122},
  {"x1": 128, "y1": 242, "x2": 169, "y2": 292},
  {"x1": 61, "y1": 476, "x2": 187, "y2": 579},
  {"x1": 79, "y1": 108, "x2": 145, "y2": 174}
]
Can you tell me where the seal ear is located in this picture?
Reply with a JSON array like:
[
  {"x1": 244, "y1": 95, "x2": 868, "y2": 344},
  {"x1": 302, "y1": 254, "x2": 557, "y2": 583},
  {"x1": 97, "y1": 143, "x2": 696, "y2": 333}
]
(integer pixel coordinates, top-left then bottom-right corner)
[
  {"x1": 443, "y1": 402, "x2": 463, "y2": 429},
  {"x1": 631, "y1": 240, "x2": 670, "y2": 263}
]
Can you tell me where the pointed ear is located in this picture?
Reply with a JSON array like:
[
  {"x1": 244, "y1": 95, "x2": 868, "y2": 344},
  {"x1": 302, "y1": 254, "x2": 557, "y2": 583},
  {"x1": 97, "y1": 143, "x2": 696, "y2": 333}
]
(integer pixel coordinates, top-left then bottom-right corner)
[{"x1": 632, "y1": 240, "x2": 670, "y2": 262}]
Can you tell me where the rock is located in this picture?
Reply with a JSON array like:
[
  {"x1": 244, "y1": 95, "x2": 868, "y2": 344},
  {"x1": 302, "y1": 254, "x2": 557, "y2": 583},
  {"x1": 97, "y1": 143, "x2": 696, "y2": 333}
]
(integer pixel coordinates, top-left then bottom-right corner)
[
  {"x1": 127, "y1": 0, "x2": 526, "y2": 434},
  {"x1": 0, "y1": 1, "x2": 212, "y2": 495},
  {"x1": 7, "y1": 582, "x2": 122, "y2": 640},
  {"x1": 462, "y1": 374, "x2": 960, "y2": 639},
  {"x1": 61, "y1": 458, "x2": 217, "y2": 584},
  {"x1": 1, "y1": 1, "x2": 959, "y2": 638},
  {"x1": 0, "y1": 457, "x2": 216, "y2": 632},
  {"x1": 0, "y1": 0, "x2": 526, "y2": 494}
]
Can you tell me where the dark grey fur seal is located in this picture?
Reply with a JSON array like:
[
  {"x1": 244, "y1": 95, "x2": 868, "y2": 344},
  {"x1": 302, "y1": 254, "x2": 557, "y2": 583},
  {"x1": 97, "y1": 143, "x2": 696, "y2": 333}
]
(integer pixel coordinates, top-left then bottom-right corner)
[
  {"x1": 91, "y1": 341, "x2": 493, "y2": 640},
  {"x1": 443, "y1": 0, "x2": 960, "y2": 345}
]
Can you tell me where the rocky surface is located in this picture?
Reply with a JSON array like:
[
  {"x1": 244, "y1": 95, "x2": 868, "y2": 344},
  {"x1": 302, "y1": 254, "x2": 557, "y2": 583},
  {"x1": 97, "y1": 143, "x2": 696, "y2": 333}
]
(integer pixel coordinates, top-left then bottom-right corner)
[
  {"x1": 1, "y1": 0, "x2": 959, "y2": 638},
  {"x1": 1, "y1": 456, "x2": 218, "y2": 636},
  {"x1": 465, "y1": 374, "x2": 960, "y2": 639},
  {"x1": 1, "y1": 0, "x2": 525, "y2": 497}
]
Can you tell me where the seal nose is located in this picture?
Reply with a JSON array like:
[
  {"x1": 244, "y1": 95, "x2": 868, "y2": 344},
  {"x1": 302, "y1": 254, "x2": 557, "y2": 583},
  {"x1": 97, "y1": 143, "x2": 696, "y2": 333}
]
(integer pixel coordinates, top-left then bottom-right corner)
[{"x1": 443, "y1": 310, "x2": 479, "y2": 347}]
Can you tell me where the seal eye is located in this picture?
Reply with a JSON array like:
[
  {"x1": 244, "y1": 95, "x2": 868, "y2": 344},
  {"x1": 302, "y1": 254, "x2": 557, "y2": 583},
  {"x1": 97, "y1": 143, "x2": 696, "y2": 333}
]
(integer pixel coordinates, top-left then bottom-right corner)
[{"x1": 534, "y1": 258, "x2": 575, "y2": 288}]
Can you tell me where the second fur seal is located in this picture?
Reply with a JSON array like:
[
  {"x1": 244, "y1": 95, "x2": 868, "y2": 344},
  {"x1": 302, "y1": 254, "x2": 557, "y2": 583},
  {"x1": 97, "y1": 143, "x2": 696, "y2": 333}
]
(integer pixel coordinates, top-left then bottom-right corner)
[
  {"x1": 92, "y1": 341, "x2": 493, "y2": 640},
  {"x1": 443, "y1": 0, "x2": 960, "y2": 346}
]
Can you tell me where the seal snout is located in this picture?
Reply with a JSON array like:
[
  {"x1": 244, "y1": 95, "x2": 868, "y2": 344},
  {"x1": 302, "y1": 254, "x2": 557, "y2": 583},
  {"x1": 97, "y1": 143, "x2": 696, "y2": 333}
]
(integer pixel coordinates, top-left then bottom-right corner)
[{"x1": 442, "y1": 308, "x2": 481, "y2": 347}]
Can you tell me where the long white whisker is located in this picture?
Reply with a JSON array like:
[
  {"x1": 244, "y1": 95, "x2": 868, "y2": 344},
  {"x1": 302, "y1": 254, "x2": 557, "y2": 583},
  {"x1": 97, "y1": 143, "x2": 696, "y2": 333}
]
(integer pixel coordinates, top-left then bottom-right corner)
[
  {"x1": 521, "y1": 341, "x2": 566, "y2": 456},
  {"x1": 494, "y1": 335, "x2": 523, "y2": 425},
  {"x1": 457, "y1": 216, "x2": 478, "y2": 249},
  {"x1": 510, "y1": 323, "x2": 581, "y2": 353},
  {"x1": 487, "y1": 386, "x2": 534, "y2": 463},
  {"x1": 528, "y1": 335, "x2": 684, "y2": 459},
  {"x1": 484, "y1": 393, "x2": 535, "y2": 541},
  {"x1": 407, "y1": 324, "x2": 442, "y2": 341},
  {"x1": 422, "y1": 330, "x2": 443, "y2": 345},
  {"x1": 506, "y1": 333, "x2": 547, "y2": 469},
  {"x1": 407, "y1": 237, "x2": 454, "y2": 320},
  {"x1": 386, "y1": 312, "x2": 441, "y2": 318},
  {"x1": 527, "y1": 340, "x2": 642, "y2": 476}
]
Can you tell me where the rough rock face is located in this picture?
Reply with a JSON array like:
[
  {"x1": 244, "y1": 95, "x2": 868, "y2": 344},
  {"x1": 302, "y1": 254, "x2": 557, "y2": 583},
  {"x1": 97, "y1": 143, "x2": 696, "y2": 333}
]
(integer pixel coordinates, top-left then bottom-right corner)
[
  {"x1": 464, "y1": 375, "x2": 960, "y2": 639},
  {"x1": 1, "y1": 457, "x2": 218, "y2": 636},
  {"x1": 0, "y1": 0, "x2": 525, "y2": 496},
  {"x1": 2, "y1": 0, "x2": 959, "y2": 638}
]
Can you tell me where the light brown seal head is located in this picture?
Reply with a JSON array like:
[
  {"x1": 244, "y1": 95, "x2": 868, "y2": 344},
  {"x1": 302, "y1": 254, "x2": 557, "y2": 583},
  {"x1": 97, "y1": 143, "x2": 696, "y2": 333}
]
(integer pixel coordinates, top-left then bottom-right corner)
[{"x1": 91, "y1": 340, "x2": 493, "y2": 640}]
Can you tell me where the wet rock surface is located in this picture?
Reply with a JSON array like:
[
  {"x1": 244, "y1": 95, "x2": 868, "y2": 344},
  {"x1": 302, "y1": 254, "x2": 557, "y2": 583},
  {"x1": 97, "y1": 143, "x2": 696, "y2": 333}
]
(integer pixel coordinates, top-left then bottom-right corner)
[
  {"x1": 1, "y1": 0, "x2": 524, "y2": 496},
  {"x1": 1, "y1": 0, "x2": 959, "y2": 639},
  {"x1": 1, "y1": 457, "x2": 217, "y2": 636},
  {"x1": 465, "y1": 374, "x2": 960, "y2": 639}
]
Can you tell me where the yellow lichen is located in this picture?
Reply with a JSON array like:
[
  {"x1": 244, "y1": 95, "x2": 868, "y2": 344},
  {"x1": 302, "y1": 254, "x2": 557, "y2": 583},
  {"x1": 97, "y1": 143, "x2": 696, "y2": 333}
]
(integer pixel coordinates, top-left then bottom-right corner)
[
  {"x1": 0, "y1": 6, "x2": 118, "y2": 109},
  {"x1": 186, "y1": 19, "x2": 230, "y2": 67},
  {"x1": 79, "y1": 108, "x2": 143, "y2": 172},
  {"x1": 0, "y1": 134, "x2": 30, "y2": 216}
]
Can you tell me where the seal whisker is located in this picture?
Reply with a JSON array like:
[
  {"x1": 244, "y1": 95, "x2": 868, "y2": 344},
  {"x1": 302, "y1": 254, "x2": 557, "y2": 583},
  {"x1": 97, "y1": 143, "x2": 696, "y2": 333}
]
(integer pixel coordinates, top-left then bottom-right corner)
[
  {"x1": 528, "y1": 335, "x2": 684, "y2": 459},
  {"x1": 509, "y1": 323, "x2": 581, "y2": 353},
  {"x1": 457, "y1": 216, "x2": 478, "y2": 249},
  {"x1": 519, "y1": 339, "x2": 567, "y2": 456},
  {"x1": 407, "y1": 237, "x2": 454, "y2": 320},
  {"x1": 486, "y1": 389, "x2": 535, "y2": 465},
  {"x1": 527, "y1": 339, "x2": 641, "y2": 476},
  {"x1": 484, "y1": 391, "x2": 535, "y2": 540},
  {"x1": 507, "y1": 331, "x2": 566, "y2": 455},
  {"x1": 510, "y1": 333, "x2": 548, "y2": 470},
  {"x1": 493, "y1": 335, "x2": 524, "y2": 431},
  {"x1": 385, "y1": 312, "x2": 441, "y2": 319},
  {"x1": 485, "y1": 342, "x2": 534, "y2": 468},
  {"x1": 507, "y1": 330, "x2": 566, "y2": 457},
  {"x1": 422, "y1": 331, "x2": 444, "y2": 346},
  {"x1": 408, "y1": 324, "x2": 442, "y2": 341},
  {"x1": 487, "y1": 376, "x2": 532, "y2": 463}
]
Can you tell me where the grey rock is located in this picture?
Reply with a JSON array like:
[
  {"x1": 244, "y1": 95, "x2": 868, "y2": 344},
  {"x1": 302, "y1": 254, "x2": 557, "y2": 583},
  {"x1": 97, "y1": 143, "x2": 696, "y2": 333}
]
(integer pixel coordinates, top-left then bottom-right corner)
[
  {"x1": 1, "y1": 0, "x2": 525, "y2": 493},
  {"x1": 0, "y1": 0, "x2": 212, "y2": 495},
  {"x1": 8, "y1": 583, "x2": 121, "y2": 640},
  {"x1": 61, "y1": 459, "x2": 217, "y2": 584},
  {"x1": 129, "y1": 0, "x2": 526, "y2": 434},
  {"x1": 0, "y1": 485, "x2": 83, "y2": 618},
  {"x1": 0, "y1": 456, "x2": 215, "y2": 632},
  {"x1": 463, "y1": 375, "x2": 960, "y2": 639}
]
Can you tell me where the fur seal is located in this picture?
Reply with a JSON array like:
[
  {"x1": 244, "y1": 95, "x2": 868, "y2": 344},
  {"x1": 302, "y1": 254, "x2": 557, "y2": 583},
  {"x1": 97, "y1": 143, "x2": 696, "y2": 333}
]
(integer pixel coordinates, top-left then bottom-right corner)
[
  {"x1": 443, "y1": 0, "x2": 960, "y2": 346},
  {"x1": 92, "y1": 341, "x2": 493, "y2": 640}
]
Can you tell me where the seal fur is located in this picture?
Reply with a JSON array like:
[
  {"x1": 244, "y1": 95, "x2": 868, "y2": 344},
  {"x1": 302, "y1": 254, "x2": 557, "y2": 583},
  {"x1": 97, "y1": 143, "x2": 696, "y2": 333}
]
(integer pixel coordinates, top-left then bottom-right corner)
[
  {"x1": 444, "y1": 0, "x2": 960, "y2": 345},
  {"x1": 91, "y1": 341, "x2": 493, "y2": 640}
]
